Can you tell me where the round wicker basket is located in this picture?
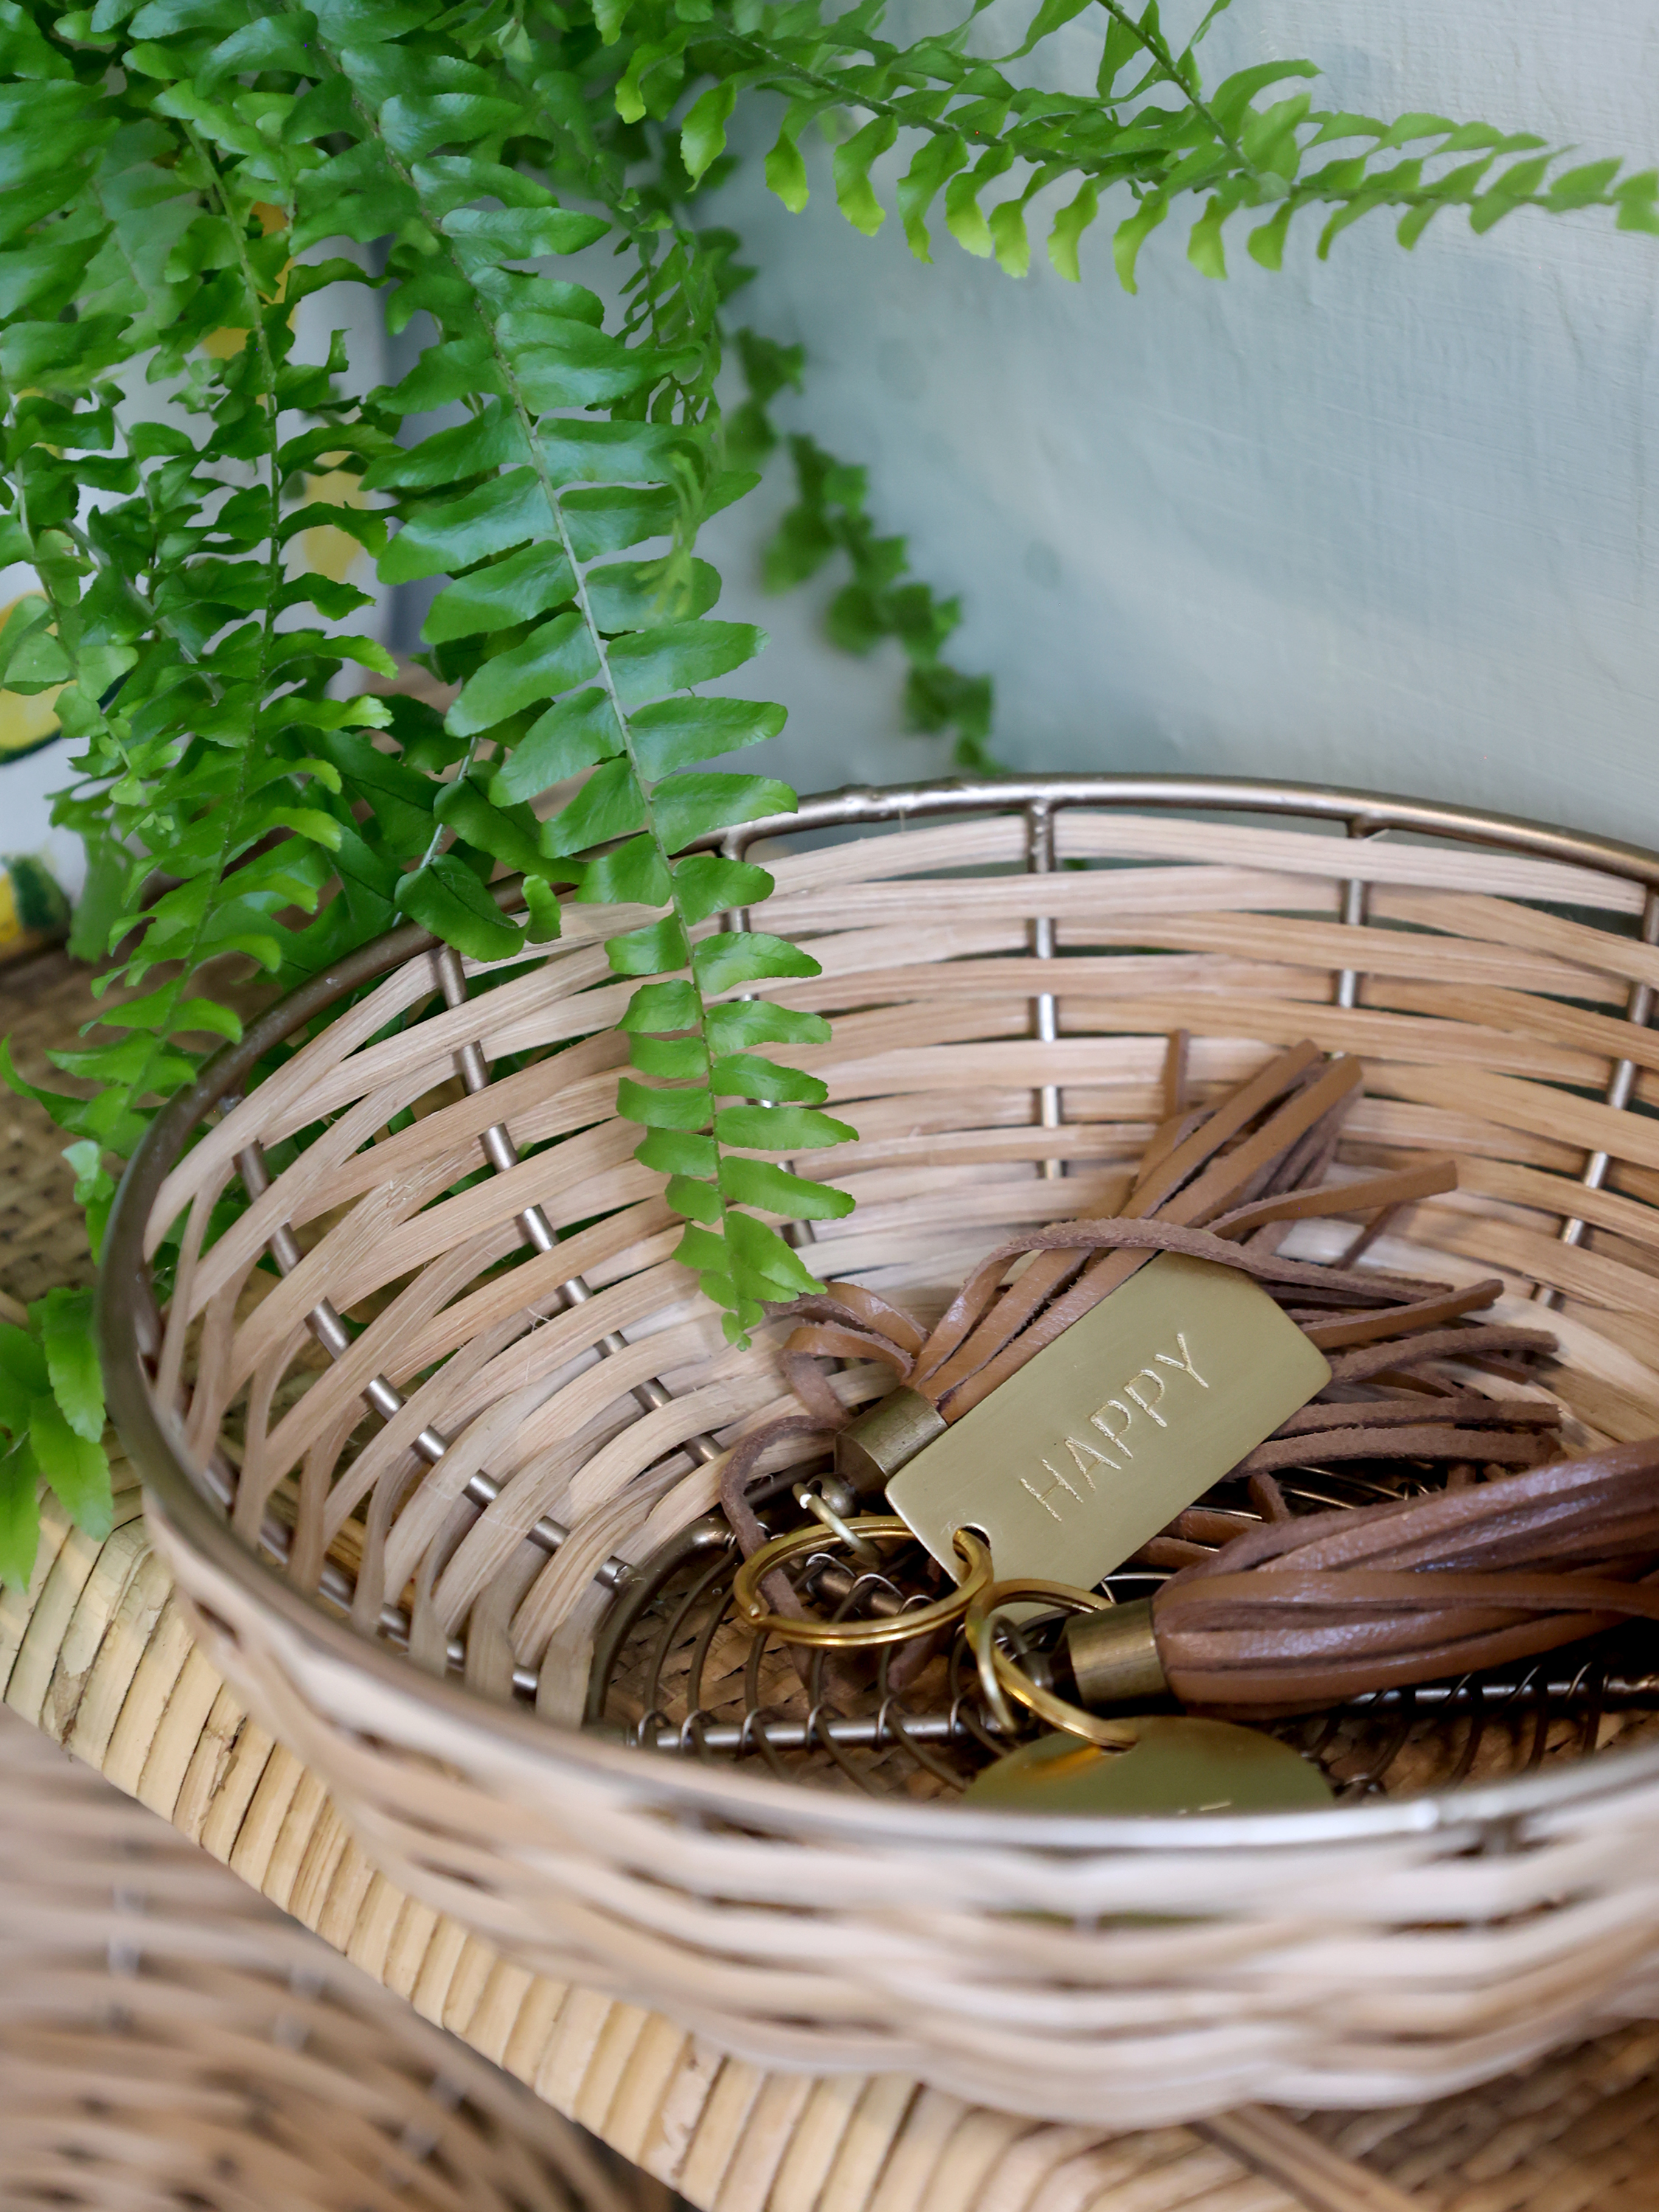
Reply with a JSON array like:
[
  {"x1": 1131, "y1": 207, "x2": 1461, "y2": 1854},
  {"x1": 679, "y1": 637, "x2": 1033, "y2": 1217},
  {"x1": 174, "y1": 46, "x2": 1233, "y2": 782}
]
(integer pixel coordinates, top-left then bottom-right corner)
[
  {"x1": 0, "y1": 1707, "x2": 661, "y2": 2212},
  {"x1": 103, "y1": 773, "x2": 1659, "y2": 2128}
]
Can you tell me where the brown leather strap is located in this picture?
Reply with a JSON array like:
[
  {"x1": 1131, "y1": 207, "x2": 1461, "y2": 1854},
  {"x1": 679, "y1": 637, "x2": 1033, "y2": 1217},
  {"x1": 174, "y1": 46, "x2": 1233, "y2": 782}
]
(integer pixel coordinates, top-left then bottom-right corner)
[
  {"x1": 1234, "y1": 1423, "x2": 1551, "y2": 1475},
  {"x1": 782, "y1": 1323, "x2": 914, "y2": 1377},
  {"x1": 1325, "y1": 1324, "x2": 1557, "y2": 1383},
  {"x1": 929, "y1": 1059, "x2": 1368, "y2": 1415},
  {"x1": 1206, "y1": 1160, "x2": 1458, "y2": 1242},
  {"x1": 1154, "y1": 1437, "x2": 1659, "y2": 1711},
  {"x1": 1301, "y1": 1279, "x2": 1504, "y2": 1349},
  {"x1": 800, "y1": 1282, "x2": 928, "y2": 1355},
  {"x1": 1270, "y1": 1394, "x2": 1558, "y2": 1436},
  {"x1": 911, "y1": 1041, "x2": 1328, "y2": 1401}
]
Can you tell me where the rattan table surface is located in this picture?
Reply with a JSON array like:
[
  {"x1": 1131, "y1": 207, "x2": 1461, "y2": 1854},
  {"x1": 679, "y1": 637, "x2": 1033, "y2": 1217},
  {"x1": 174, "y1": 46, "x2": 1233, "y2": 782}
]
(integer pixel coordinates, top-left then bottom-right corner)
[{"x1": 7, "y1": 947, "x2": 1659, "y2": 2212}]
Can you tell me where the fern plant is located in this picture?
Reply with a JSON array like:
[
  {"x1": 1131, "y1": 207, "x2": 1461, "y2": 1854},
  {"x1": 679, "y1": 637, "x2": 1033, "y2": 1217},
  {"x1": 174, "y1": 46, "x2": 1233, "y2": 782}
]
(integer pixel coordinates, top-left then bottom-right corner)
[{"x1": 0, "y1": 0, "x2": 1654, "y2": 1579}]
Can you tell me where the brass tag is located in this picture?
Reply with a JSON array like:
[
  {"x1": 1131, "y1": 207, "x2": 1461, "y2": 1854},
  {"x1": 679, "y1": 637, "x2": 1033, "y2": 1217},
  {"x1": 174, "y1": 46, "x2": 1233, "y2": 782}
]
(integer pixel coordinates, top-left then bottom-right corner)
[
  {"x1": 886, "y1": 1253, "x2": 1331, "y2": 1587},
  {"x1": 961, "y1": 1719, "x2": 1335, "y2": 1815}
]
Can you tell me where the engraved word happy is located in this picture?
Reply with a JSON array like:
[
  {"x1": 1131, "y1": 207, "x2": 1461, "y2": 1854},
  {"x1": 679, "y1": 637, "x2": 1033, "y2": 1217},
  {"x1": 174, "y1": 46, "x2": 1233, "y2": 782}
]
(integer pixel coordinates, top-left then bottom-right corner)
[{"x1": 1018, "y1": 1332, "x2": 1208, "y2": 1523}]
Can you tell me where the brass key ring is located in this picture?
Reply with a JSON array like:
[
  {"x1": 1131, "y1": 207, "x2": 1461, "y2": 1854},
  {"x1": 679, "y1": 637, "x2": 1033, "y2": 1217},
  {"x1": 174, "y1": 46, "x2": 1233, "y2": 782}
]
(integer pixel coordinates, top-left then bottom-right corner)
[
  {"x1": 967, "y1": 1580, "x2": 1141, "y2": 1747},
  {"x1": 732, "y1": 1517, "x2": 993, "y2": 1648}
]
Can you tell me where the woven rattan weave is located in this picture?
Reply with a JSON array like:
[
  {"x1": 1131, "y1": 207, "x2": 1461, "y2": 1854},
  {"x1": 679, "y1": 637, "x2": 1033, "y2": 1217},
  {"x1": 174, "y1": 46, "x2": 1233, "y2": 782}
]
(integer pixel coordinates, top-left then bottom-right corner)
[
  {"x1": 0, "y1": 1703, "x2": 664, "y2": 2212},
  {"x1": 100, "y1": 773, "x2": 1659, "y2": 2124}
]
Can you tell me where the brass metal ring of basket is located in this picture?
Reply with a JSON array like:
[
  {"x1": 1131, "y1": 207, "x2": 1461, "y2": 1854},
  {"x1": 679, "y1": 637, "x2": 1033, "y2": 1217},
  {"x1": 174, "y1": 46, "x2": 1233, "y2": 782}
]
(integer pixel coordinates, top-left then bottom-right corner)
[
  {"x1": 967, "y1": 1582, "x2": 1141, "y2": 1748},
  {"x1": 731, "y1": 1517, "x2": 993, "y2": 1648}
]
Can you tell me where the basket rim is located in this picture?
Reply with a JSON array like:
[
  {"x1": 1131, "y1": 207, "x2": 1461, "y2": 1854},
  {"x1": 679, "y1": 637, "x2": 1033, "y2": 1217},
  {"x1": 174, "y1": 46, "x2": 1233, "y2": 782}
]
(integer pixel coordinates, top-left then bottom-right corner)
[{"x1": 102, "y1": 769, "x2": 1659, "y2": 1851}]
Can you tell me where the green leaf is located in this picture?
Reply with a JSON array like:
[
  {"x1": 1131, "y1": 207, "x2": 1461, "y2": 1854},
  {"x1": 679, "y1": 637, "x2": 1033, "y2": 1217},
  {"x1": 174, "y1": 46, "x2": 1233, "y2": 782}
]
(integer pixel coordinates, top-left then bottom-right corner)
[
  {"x1": 1007, "y1": 0, "x2": 1093, "y2": 61},
  {"x1": 1318, "y1": 190, "x2": 1386, "y2": 258},
  {"x1": 422, "y1": 544, "x2": 575, "y2": 644},
  {"x1": 606, "y1": 620, "x2": 767, "y2": 706},
  {"x1": 672, "y1": 1220, "x2": 731, "y2": 1280},
  {"x1": 538, "y1": 418, "x2": 686, "y2": 489},
  {"x1": 0, "y1": 599, "x2": 67, "y2": 692},
  {"x1": 128, "y1": 0, "x2": 248, "y2": 36},
  {"x1": 681, "y1": 80, "x2": 737, "y2": 184},
  {"x1": 29, "y1": 1397, "x2": 111, "y2": 1540},
  {"x1": 709, "y1": 1053, "x2": 827, "y2": 1104},
  {"x1": 630, "y1": 695, "x2": 786, "y2": 779},
  {"x1": 381, "y1": 92, "x2": 527, "y2": 164},
  {"x1": 1615, "y1": 172, "x2": 1659, "y2": 234},
  {"x1": 382, "y1": 468, "x2": 546, "y2": 584},
  {"x1": 0, "y1": 1323, "x2": 52, "y2": 1402},
  {"x1": 1543, "y1": 157, "x2": 1621, "y2": 212},
  {"x1": 717, "y1": 1156, "x2": 854, "y2": 1220},
  {"x1": 433, "y1": 779, "x2": 546, "y2": 877},
  {"x1": 714, "y1": 1105, "x2": 856, "y2": 1150},
  {"x1": 616, "y1": 1077, "x2": 712, "y2": 1129},
  {"x1": 521, "y1": 874, "x2": 563, "y2": 942},
  {"x1": 1248, "y1": 201, "x2": 1295, "y2": 270},
  {"x1": 578, "y1": 831, "x2": 671, "y2": 905},
  {"x1": 409, "y1": 155, "x2": 556, "y2": 212},
  {"x1": 37, "y1": 1287, "x2": 102, "y2": 1443},
  {"x1": 704, "y1": 1000, "x2": 831, "y2": 1052},
  {"x1": 490, "y1": 688, "x2": 624, "y2": 799},
  {"x1": 1048, "y1": 178, "x2": 1099, "y2": 282},
  {"x1": 502, "y1": 313, "x2": 663, "y2": 411},
  {"x1": 1208, "y1": 58, "x2": 1318, "y2": 137},
  {"x1": 1187, "y1": 195, "x2": 1228, "y2": 278},
  {"x1": 1470, "y1": 153, "x2": 1552, "y2": 233},
  {"x1": 198, "y1": 10, "x2": 318, "y2": 88},
  {"x1": 652, "y1": 773, "x2": 796, "y2": 853},
  {"x1": 635, "y1": 1127, "x2": 716, "y2": 1175},
  {"x1": 833, "y1": 114, "x2": 898, "y2": 237},
  {"x1": 765, "y1": 125, "x2": 810, "y2": 214},
  {"x1": 630, "y1": 1030, "x2": 709, "y2": 1079},
  {"x1": 726, "y1": 1208, "x2": 823, "y2": 1295},
  {"x1": 898, "y1": 133, "x2": 968, "y2": 261},
  {"x1": 0, "y1": 1441, "x2": 40, "y2": 1593},
  {"x1": 1114, "y1": 195, "x2": 1167, "y2": 291},
  {"x1": 666, "y1": 1172, "x2": 723, "y2": 1224},
  {"x1": 562, "y1": 484, "x2": 679, "y2": 560},
  {"x1": 0, "y1": 1358, "x2": 32, "y2": 1439},
  {"x1": 945, "y1": 149, "x2": 1013, "y2": 257},
  {"x1": 442, "y1": 206, "x2": 609, "y2": 260},
  {"x1": 538, "y1": 757, "x2": 644, "y2": 856},
  {"x1": 585, "y1": 558, "x2": 719, "y2": 633},
  {"x1": 693, "y1": 931, "x2": 821, "y2": 993},
  {"x1": 394, "y1": 855, "x2": 525, "y2": 962},
  {"x1": 989, "y1": 197, "x2": 1031, "y2": 279},
  {"x1": 364, "y1": 404, "x2": 528, "y2": 492},
  {"x1": 672, "y1": 853, "x2": 773, "y2": 925},
  {"x1": 447, "y1": 613, "x2": 601, "y2": 735},
  {"x1": 608, "y1": 914, "x2": 691, "y2": 974},
  {"x1": 620, "y1": 979, "x2": 702, "y2": 1032}
]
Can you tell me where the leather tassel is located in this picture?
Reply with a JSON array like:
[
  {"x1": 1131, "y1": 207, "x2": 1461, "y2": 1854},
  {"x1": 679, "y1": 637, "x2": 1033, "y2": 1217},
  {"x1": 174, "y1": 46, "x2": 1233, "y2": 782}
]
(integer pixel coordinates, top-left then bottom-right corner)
[{"x1": 1149, "y1": 1441, "x2": 1659, "y2": 1714}]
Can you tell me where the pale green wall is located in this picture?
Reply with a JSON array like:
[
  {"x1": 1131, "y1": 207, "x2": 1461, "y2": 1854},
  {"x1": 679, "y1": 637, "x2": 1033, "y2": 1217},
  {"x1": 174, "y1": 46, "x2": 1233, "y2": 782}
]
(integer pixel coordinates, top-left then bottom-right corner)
[{"x1": 698, "y1": 1, "x2": 1659, "y2": 845}]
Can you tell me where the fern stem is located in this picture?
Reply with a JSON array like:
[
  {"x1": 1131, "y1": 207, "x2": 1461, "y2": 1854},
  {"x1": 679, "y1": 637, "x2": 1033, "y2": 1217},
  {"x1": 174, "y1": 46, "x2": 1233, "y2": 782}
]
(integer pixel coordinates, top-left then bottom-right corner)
[{"x1": 1092, "y1": 0, "x2": 1256, "y2": 173}]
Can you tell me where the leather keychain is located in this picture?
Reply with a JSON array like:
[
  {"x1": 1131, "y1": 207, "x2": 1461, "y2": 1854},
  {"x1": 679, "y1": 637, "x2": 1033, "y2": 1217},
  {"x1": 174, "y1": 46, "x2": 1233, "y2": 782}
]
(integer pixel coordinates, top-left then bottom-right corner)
[{"x1": 720, "y1": 1038, "x2": 1550, "y2": 1619}]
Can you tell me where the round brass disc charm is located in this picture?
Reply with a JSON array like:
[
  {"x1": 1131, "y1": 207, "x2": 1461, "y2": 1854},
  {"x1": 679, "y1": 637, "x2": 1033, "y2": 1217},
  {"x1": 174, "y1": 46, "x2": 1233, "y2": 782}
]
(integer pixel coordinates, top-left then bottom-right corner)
[{"x1": 961, "y1": 1717, "x2": 1335, "y2": 1815}]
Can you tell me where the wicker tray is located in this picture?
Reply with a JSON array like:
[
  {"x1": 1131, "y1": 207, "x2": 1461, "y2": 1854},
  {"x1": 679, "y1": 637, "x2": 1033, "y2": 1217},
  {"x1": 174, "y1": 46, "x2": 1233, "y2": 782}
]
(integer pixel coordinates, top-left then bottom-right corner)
[
  {"x1": 0, "y1": 1701, "x2": 663, "y2": 2212},
  {"x1": 101, "y1": 773, "x2": 1659, "y2": 2126}
]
